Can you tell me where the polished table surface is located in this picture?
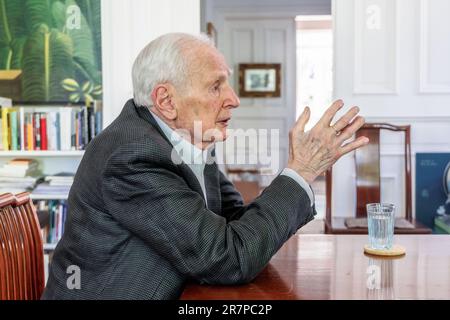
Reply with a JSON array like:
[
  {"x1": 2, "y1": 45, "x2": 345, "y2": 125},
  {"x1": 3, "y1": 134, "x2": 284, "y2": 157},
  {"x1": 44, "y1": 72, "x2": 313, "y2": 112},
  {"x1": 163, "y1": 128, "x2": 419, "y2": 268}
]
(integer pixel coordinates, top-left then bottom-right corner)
[{"x1": 181, "y1": 234, "x2": 450, "y2": 300}]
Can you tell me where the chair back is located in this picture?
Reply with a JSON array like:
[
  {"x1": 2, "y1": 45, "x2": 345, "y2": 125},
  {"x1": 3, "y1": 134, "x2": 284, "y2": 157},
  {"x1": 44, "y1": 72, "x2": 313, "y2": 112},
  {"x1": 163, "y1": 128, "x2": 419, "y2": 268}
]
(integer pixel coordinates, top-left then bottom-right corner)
[
  {"x1": 354, "y1": 123, "x2": 412, "y2": 220},
  {"x1": 0, "y1": 192, "x2": 45, "y2": 300},
  {"x1": 326, "y1": 123, "x2": 412, "y2": 225}
]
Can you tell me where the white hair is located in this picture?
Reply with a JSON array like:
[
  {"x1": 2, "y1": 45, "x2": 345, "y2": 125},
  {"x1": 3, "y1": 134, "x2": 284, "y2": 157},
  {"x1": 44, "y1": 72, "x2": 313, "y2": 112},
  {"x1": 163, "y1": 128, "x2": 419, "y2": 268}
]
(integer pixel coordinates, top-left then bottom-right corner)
[{"x1": 132, "y1": 32, "x2": 214, "y2": 107}]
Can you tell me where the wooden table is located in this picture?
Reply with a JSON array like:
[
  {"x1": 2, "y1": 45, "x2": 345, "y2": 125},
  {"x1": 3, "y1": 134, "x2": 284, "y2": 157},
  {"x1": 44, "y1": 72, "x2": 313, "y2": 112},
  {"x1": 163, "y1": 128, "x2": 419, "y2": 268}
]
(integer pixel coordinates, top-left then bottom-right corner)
[{"x1": 181, "y1": 234, "x2": 450, "y2": 300}]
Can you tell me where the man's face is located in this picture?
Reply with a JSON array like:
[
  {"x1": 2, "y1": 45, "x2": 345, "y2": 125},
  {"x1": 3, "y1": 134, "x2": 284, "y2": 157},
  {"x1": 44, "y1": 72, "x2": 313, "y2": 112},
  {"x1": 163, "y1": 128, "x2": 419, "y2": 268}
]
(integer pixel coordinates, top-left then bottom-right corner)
[{"x1": 172, "y1": 45, "x2": 240, "y2": 146}]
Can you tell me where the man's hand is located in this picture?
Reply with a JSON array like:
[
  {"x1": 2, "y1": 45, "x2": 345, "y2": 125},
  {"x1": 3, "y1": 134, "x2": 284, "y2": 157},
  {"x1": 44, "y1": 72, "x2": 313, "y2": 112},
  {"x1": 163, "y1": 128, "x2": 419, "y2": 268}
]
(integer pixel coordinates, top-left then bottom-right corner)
[{"x1": 287, "y1": 99, "x2": 369, "y2": 184}]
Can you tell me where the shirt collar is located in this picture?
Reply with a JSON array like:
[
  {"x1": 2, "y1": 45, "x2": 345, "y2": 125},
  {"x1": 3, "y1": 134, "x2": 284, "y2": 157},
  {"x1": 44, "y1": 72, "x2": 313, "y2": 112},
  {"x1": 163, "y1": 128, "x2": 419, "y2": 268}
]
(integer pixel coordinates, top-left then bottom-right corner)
[{"x1": 150, "y1": 110, "x2": 212, "y2": 165}]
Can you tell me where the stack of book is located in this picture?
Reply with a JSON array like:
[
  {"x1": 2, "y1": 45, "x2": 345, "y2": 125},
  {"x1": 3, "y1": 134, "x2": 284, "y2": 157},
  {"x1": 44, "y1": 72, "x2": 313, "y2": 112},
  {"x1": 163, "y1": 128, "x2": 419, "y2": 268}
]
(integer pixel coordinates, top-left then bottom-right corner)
[
  {"x1": 45, "y1": 172, "x2": 74, "y2": 186},
  {"x1": 32, "y1": 172, "x2": 74, "y2": 198},
  {"x1": 0, "y1": 102, "x2": 102, "y2": 151},
  {"x1": 0, "y1": 158, "x2": 42, "y2": 194},
  {"x1": 0, "y1": 176, "x2": 42, "y2": 194},
  {"x1": 36, "y1": 200, "x2": 68, "y2": 244},
  {"x1": 0, "y1": 158, "x2": 40, "y2": 176}
]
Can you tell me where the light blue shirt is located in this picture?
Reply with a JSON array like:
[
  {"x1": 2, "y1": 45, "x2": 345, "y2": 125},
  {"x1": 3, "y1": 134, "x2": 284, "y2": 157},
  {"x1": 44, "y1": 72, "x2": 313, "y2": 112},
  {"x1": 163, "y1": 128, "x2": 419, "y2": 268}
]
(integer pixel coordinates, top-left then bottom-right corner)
[{"x1": 150, "y1": 111, "x2": 314, "y2": 207}]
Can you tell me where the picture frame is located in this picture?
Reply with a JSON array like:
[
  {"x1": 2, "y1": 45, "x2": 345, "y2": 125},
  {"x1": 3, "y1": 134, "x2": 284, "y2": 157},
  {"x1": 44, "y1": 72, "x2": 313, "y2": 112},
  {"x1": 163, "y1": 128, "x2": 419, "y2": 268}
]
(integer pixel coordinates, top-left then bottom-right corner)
[
  {"x1": 238, "y1": 63, "x2": 281, "y2": 97},
  {"x1": 206, "y1": 22, "x2": 218, "y2": 47},
  {"x1": 0, "y1": 0, "x2": 102, "y2": 105}
]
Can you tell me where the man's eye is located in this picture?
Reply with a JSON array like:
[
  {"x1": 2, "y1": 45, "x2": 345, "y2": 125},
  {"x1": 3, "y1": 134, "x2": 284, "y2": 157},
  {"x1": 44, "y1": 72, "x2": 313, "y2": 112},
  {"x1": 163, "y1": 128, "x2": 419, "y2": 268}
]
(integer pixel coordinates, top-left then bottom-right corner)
[{"x1": 211, "y1": 83, "x2": 221, "y2": 94}]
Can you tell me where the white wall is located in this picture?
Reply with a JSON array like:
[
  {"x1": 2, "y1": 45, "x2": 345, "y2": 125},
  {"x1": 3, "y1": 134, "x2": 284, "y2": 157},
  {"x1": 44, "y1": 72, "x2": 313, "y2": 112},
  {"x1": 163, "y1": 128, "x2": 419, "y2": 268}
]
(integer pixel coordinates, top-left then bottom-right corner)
[
  {"x1": 101, "y1": 0, "x2": 201, "y2": 126},
  {"x1": 205, "y1": 0, "x2": 331, "y2": 22},
  {"x1": 332, "y1": 0, "x2": 450, "y2": 218},
  {"x1": 205, "y1": 0, "x2": 331, "y2": 182}
]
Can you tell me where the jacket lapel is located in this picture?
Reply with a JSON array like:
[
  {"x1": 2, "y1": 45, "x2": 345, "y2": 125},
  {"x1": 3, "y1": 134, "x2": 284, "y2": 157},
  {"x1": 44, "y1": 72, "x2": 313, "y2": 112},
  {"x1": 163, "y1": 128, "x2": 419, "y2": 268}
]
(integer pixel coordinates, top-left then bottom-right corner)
[
  {"x1": 204, "y1": 162, "x2": 222, "y2": 215},
  {"x1": 134, "y1": 102, "x2": 207, "y2": 205}
]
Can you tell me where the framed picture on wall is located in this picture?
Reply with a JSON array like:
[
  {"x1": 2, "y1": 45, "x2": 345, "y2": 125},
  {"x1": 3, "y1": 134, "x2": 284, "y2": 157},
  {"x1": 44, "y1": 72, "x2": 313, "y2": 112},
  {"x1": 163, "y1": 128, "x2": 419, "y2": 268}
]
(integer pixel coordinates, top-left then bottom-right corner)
[
  {"x1": 0, "y1": 0, "x2": 102, "y2": 105},
  {"x1": 206, "y1": 22, "x2": 217, "y2": 47},
  {"x1": 238, "y1": 63, "x2": 281, "y2": 98}
]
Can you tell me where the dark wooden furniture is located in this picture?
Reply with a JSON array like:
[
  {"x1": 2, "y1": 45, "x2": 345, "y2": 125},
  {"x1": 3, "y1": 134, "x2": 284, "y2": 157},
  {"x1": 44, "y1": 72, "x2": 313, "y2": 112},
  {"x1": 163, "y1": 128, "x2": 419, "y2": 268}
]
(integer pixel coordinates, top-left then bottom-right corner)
[
  {"x1": 0, "y1": 192, "x2": 45, "y2": 300},
  {"x1": 325, "y1": 123, "x2": 431, "y2": 234},
  {"x1": 181, "y1": 234, "x2": 450, "y2": 300},
  {"x1": 226, "y1": 168, "x2": 263, "y2": 204},
  {"x1": 0, "y1": 70, "x2": 22, "y2": 102}
]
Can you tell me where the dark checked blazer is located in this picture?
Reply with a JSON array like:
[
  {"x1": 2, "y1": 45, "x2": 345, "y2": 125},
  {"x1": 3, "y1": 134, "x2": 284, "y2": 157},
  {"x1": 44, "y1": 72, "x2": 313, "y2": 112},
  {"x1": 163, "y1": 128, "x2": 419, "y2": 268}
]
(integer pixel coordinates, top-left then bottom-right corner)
[{"x1": 41, "y1": 99, "x2": 316, "y2": 300}]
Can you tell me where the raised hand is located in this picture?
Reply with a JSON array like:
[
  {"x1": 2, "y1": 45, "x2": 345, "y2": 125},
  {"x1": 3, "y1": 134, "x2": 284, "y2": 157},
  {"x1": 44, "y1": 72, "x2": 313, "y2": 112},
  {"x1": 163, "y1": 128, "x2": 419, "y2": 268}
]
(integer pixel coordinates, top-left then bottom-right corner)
[{"x1": 287, "y1": 100, "x2": 369, "y2": 184}]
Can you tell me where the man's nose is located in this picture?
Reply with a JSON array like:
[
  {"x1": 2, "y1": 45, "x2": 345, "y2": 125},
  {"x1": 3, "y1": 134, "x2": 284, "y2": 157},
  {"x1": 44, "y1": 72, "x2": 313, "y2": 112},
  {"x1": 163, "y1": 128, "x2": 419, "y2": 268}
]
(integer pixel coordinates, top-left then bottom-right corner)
[{"x1": 225, "y1": 86, "x2": 240, "y2": 109}]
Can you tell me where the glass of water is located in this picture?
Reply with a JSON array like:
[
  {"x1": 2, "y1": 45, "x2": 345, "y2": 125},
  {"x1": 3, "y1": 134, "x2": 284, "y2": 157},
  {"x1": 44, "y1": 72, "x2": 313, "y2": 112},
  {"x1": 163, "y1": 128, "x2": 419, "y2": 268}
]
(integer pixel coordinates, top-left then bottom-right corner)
[{"x1": 366, "y1": 203, "x2": 395, "y2": 250}]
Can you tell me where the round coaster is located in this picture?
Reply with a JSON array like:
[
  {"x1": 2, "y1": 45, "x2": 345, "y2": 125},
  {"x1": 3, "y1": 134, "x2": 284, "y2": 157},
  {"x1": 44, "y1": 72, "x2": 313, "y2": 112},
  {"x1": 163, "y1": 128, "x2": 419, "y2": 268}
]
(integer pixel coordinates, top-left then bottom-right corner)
[{"x1": 364, "y1": 244, "x2": 406, "y2": 257}]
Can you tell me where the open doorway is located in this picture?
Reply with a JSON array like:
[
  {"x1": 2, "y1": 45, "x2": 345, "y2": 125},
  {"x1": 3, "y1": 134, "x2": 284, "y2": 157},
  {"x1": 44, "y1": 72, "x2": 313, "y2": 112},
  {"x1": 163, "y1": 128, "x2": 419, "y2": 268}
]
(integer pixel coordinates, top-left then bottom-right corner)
[{"x1": 296, "y1": 15, "x2": 333, "y2": 223}]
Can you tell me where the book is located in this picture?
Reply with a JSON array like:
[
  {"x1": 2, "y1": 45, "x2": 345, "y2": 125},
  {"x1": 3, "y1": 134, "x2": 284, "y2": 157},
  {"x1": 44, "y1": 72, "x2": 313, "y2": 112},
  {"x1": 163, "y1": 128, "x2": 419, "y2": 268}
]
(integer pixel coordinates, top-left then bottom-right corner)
[
  {"x1": 0, "y1": 158, "x2": 39, "y2": 177},
  {"x1": 2, "y1": 107, "x2": 10, "y2": 150},
  {"x1": 0, "y1": 105, "x2": 102, "y2": 151},
  {"x1": 94, "y1": 100, "x2": 103, "y2": 136},
  {"x1": 75, "y1": 110, "x2": 80, "y2": 150},
  {"x1": 9, "y1": 110, "x2": 18, "y2": 150},
  {"x1": 35, "y1": 200, "x2": 68, "y2": 245},
  {"x1": 83, "y1": 106, "x2": 88, "y2": 147},
  {"x1": 26, "y1": 113, "x2": 34, "y2": 150},
  {"x1": 47, "y1": 112, "x2": 57, "y2": 150},
  {"x1": 55, "y1": 112, "x2": 61, "y2": 150},
  {"x1": 0, "y1": 175, "x2": 41, "y2": 194},
  {"x1": 44, "y1": 172, "x2": 74, "y2": 186},
  {"x1": 40, "y1": 113, "x2": 48, "y2": 150},
  {"x1": 32, "y1": 182, "x2": 71, "y2": 195},
  {"x1": 0, "y1": 97, "x2": 12, "y2": 150},
  {"x1": 8, "y1": 158, "x2": 38, "y2": 166},
  {"x1": 71, "y1": 109, "x2": 76, "y2": 150},
  {"x1": 0, "y1": 109, "x2": 2, "y2": 150},
  {"x1": 416, "y1": 153, "x2": 450, "y2": 229},
  {"x1": 59, "y1": 107, "x2": 71, "y2": 150},
  {"x1": 19, "y1": 107, "x2": 25, "y2": 151},
  {"x1": 34, "y1": 113, "x2": 41, "y2": 150},
  {"x1": 0, "y1": 176, "x2": 41, "y2": 183},
  {"x1": 88, "y1": 106, "x2": 95, "y2": 142},
  {"x1": 0, "y1": 165, "x2": 40, "y2": 178}
]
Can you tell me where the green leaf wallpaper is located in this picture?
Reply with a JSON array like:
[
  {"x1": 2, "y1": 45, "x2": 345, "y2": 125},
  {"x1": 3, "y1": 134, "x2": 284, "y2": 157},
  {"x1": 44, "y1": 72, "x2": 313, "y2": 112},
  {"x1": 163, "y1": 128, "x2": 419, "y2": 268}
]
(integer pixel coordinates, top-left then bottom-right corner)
[{"x1": 0, "y1": 0, "x2": 102, "y2": 103}]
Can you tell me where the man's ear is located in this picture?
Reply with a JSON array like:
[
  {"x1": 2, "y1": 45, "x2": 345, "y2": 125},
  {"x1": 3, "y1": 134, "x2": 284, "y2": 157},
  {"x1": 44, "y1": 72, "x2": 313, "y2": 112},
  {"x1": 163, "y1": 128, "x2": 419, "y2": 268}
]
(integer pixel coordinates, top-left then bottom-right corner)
[{"x1": 151, "y1": 84, "x2": 177, "y2": 120}]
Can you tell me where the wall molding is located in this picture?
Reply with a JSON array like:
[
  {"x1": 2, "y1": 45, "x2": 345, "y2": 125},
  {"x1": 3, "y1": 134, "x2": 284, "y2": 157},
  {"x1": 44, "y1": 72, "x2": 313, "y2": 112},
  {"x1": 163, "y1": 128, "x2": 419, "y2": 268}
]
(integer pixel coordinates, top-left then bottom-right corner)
[
  {"x1": 231, "y1": 111, "x2": 450, "y2": 123},
  {"x1": 365, "y1": 115, "x2": 450, "y2": 123},
  {"x1": 419, "y1": 0, "x2": 450, "y2": 93},
  {"x1": 353, "y1": 0, "x2": 399, "y2": 94},
  {"x1": 213, "y1": 4, "x2": 331, "y2": 18}
]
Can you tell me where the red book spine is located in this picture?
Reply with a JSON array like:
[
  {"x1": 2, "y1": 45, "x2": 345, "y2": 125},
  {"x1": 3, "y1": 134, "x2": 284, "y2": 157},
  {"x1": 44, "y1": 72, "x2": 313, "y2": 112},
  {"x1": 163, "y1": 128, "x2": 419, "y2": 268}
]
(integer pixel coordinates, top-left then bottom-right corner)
[{"x1": 40, "y1": 114, "x2": 48, "y2": 150}]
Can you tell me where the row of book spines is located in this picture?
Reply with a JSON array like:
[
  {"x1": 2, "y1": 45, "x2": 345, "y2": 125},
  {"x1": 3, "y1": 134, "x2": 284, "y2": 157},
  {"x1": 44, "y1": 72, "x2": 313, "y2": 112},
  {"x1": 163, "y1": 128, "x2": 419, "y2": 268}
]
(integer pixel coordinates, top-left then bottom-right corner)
[
  {"x1": 36, "y1": 200, "x2": 67, "y2": 244},
  {"x1": 1, "y1": 107, "x2": 102, "y2": 151}
]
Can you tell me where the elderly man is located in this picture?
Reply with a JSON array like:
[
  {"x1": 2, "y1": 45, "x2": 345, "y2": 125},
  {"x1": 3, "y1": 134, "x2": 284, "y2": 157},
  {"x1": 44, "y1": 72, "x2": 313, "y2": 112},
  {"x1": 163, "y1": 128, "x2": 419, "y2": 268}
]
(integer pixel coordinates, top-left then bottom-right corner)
[{"x1": 42, "y1": 33, "x2": 368, "y2": 300}]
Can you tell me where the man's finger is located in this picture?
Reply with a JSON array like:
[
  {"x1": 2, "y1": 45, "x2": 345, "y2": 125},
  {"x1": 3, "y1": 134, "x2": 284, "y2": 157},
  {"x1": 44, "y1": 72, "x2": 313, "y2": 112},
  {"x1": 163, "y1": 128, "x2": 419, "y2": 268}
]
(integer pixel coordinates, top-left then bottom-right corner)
[
  {"x1": 331, "y1": 106, "x2": 360, "y2": 132},
  {"x1": 294, "y1": 106, "x2": 310, "y2": 133},
  {"x1": 318, "y1": 99, "x2": 344, "y2": 127},
  {"x1": 335, "y1": 116, "x2": 366, "y2": 145},
  {"x1": 339, "y1": 136, "x2": 369, "y2": 156}
]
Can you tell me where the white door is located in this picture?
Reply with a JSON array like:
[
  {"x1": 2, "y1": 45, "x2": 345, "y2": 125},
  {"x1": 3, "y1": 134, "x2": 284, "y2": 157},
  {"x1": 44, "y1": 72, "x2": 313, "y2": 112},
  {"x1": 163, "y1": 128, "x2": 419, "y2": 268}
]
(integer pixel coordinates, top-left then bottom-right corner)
[{"x1": 218, "y1": 17, "x2": 297, "y2": 185}]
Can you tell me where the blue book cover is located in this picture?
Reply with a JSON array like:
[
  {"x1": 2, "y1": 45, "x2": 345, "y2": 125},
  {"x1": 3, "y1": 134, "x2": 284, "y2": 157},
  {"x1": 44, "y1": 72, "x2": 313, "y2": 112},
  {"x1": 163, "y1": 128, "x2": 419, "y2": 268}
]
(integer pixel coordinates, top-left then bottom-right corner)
[
  {"x1": 56, "y1": 112, "x2": 61, "y2": 151},
  {"x1": 416, "y1": 153, "x2": 450, "y2": 229},
  {"x1": 95, "y1": 111, "x2": 102, "y2": 136}
]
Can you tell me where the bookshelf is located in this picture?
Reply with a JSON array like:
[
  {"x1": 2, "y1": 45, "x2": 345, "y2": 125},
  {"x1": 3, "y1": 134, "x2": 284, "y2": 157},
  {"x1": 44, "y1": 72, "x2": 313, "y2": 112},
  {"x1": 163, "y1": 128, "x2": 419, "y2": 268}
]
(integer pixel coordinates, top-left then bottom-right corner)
[
  {"x1": 0, "y1": 152, "x2": 81, "y2": 251},
  {"x1": 43, "y1": 243, "x2": 58, "y2": 251},
  {"x1": 0, "y1": 102, "x2": 102, "y2": 252},
  {"x1": 0, "y1": 151, "x2": 84, "y2": 157},
  {"x1": 31, "y1": 194, "x2": 68, "y2": 200}
]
